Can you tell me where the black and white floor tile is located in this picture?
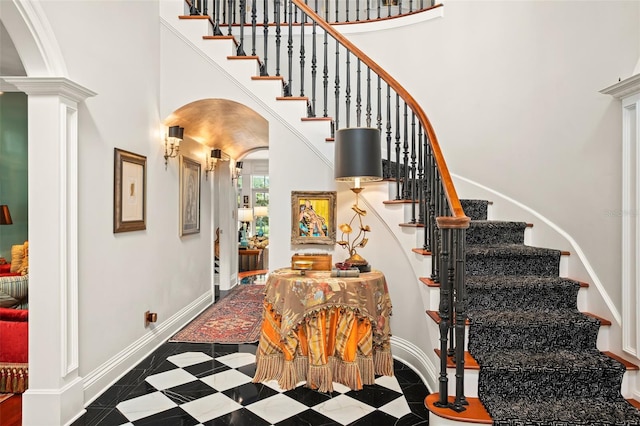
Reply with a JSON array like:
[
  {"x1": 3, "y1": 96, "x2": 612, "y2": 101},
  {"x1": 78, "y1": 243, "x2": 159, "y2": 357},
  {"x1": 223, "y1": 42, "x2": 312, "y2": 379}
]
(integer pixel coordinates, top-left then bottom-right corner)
[{"x1": 74, "y1": 342, "x2": 430, "y2": 425}]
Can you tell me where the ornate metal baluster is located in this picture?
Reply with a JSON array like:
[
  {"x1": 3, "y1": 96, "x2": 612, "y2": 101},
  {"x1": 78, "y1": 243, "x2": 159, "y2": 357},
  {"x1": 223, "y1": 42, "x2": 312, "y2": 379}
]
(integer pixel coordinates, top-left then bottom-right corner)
[
  {"x1": 453, "y1": 226, "x2": 469, "y2": 412},
  {"x1": 434, "y1": 224, "x2": 452, "y2": 408},
  {"x1": 309, "y1": 0, "x2": 318, "y2": 117},
  {"x1": 376, "y1": 75, "x2": 382, "y2": 133},
  {"x1": 260, "y1": 0, "x2": 269, "y2": 75},
  {"x1": 386, "y1": 85, "x2": 392, "y2": 180},
  {"x1": 355, "y1": 59, "x2": 362, "y2": 127},
  {"x1": 345, "y1": 0, "x2": 350, "y2": 22},
  {"x1": 275, "y1": 0, "x2": 282, "y2": 76},
  {"x1": 334, "y1": 40, "x2": 341, "y2": 131},
  {"x1": 227, "y1": 0, "x2": 233, "y2": 35},
  {"x1": 285, "y1": 0, "x2": 293, "y2": 96},
  {"x1": 394, "y1": 94, "x2": 401, "y2": 200},
  {"x1": 355, "y1": 0, "x2": 360, "y2": 21},
  {"x1": 345, "y1": 51, "x2": 351, "y2": 127},
  {"x1": 250, "y1": 0, "x2": 257, "y2": 55},
  {"x1": 335, "y1": 0, "x2": 339, "y2": 22},
  {"x1": 299, "y1": 11, "x2": 306, "y2": 97},
  {"x1": 402, "y1": 103, "x2": 409, "y2": 200},
  {"x1": 212, "y1": 0, "x2": 223, "y2": 35},
  {"x1": 202, "y1": 0, "x2": 208, "y2": 15},
  {"x1": 417, "y1": 123, "x2": 425, "y2": 226},
  {"x1": 237, "y1": 0, "x2": 247, "y2": 55},
  {"x1": 410, "y1": 112, "x2": 416, "y2": 222},
  {"x1": 423, "y1": 134, "x2": 432, "y2": 251},
  {"x1": 365, "y1": 66, "x2": 372, "y2": 127},
  {"x1": 322, "y1": 0, "x2": 329, "y2": 117},
  {"x1": 431, "y1": 170, "x2": 441, "y2": 282},
  {"x1": 190, "y1": 0, "x2": 200, "y2": 15}
]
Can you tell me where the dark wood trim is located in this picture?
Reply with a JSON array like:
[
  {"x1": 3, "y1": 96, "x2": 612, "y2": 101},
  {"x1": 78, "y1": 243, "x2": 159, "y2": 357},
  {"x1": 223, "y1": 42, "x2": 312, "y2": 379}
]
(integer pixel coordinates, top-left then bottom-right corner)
[{"x1": 425, "y1": 393, "x2": 492, "y2": 424}]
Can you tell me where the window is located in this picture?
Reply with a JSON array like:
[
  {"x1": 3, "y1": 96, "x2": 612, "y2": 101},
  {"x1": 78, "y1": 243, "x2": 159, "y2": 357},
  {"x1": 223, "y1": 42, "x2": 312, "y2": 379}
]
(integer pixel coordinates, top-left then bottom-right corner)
[{"x1": 252, "y1": 175, "x2": 269, "y2": 236}]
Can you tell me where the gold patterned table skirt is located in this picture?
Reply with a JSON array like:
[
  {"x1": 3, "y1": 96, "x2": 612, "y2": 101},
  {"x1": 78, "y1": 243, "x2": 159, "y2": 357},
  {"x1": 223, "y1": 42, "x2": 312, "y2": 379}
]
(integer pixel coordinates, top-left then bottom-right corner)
[{"x1": 252, "y1": 268, "x2": 393, "y2": 392}]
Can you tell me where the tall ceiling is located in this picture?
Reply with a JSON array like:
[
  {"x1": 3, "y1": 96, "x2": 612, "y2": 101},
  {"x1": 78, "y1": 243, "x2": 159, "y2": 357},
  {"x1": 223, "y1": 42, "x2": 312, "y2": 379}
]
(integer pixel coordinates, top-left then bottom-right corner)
[{"x1": 0, "y1": 21, "x2": 268, "y2": 159}]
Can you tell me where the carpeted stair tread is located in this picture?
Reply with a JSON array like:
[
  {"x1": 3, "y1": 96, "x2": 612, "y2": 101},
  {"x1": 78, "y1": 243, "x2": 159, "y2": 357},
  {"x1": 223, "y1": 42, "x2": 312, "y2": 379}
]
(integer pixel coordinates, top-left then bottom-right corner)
[
  {"x1": 475, "y1": 349, "x2": 627, "y2": 400},
  {"x1": 466, "y1": 276, "x2": 581, "y2": 311},
  {"x1": 468, "y1": 308, "x2": 600, "y2": 328},
  {"x1": 481, "y1": 395, "x2": 640, "y2": 426},
  {"x1": 466, "y1": 244, "x2": 561, "y2": 257},
  {"x1": 475, "y1": 348, "x2": 624, "y2": 372},
  {"x1": 461, "y1": 199, "x2": 489, "y2": 220},
  {"x1": 468, "y1": 309, "x2": 601, "y2": 353},
  {"x1": 466, "y1": 245, "x2": 561, "y2": 277},
  {"x1": 467, "y1": 221, "x2": 528, "y2": 245}
]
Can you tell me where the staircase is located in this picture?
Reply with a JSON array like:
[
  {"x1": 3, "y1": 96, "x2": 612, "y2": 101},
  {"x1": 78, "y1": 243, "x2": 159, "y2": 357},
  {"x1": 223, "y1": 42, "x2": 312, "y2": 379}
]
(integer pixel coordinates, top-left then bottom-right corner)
[
  {"x1": 161, "y1": 1, "x2": 640, "y2": 424},
  {"x1": 425, "y1": 199, "x2": 640, "y2": 425}
]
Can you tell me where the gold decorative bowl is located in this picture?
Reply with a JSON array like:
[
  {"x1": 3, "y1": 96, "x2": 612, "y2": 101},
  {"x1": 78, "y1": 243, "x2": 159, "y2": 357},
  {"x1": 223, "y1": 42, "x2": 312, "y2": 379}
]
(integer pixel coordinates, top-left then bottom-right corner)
[{"x1": 293, "y1": 260, "x2": 314, "y2": 274}]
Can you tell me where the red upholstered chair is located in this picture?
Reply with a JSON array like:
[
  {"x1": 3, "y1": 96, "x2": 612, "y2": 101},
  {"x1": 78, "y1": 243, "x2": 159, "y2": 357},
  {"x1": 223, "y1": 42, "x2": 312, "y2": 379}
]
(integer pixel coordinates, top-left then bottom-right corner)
[{"x1": 0, "y1": 307, "x2": 28, "y2": 393}]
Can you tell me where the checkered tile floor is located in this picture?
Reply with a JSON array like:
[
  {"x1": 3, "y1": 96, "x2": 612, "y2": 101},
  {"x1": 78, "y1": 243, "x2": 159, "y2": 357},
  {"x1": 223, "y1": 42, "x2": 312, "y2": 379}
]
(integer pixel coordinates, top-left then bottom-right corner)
[{"x1": 75, "y1": 342, "x2": 430, "y2": 425}]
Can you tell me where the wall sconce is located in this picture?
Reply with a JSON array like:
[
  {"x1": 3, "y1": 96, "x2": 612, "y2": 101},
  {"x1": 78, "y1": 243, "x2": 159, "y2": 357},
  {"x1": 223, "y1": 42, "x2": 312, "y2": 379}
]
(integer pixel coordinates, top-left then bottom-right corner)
[
  {"x1": 334, "y1": 127, "x2": 383, "y2": 272},
  {"x1": 0, "y1": 205, "x2": 12, "y2": 225},
  {"x1": 233, "y1": 161, "x2": 244, "y2": 181},
  {"x1": 164, "y1": 125, "x2": 184, "y2": 169},
  {"x1": 205, "y1": 149, "x2": 230, "y2": 180}
]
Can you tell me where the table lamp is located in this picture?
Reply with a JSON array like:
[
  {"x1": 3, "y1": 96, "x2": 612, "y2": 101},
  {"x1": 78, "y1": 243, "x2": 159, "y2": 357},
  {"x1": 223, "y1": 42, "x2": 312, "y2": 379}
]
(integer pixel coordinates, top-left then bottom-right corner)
[
  {"x1": 238, "y1": 207, "x2": 253, "y2": 248},
  {"x1": 334, "y1": 128, "x2": 383, "y2": 272},
  {"x1": 253, "y1": 206, "x2": 268, "y2": 236}
]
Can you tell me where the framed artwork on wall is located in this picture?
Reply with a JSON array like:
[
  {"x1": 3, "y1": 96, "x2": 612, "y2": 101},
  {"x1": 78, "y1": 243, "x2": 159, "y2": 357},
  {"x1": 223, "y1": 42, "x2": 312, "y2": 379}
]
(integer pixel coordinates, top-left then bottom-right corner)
[
  {"x1": 114, "y1": 148, "x2": 146, "y2": 233},
  {"x1": 291, "y1": 190, "x2": 336, "y2": 245},
  {"x1": 180, "y1": 155, "x2": 201, "y2": 236}
]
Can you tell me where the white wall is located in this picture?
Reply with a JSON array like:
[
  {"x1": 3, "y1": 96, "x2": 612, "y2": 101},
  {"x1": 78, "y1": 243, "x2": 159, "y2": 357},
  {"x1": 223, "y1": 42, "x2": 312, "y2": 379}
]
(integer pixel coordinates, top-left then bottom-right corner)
[
  {"x1": 345, "y1": 1, "x2": 639, "y2": 313},
  {"x1": 4, "y1": 0, "x2": 639, "y2": 419}
]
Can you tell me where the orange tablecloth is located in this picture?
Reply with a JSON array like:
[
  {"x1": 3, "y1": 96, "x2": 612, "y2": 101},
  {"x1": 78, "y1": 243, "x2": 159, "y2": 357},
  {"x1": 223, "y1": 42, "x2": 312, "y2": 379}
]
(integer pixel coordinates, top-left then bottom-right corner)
[{"x1": 252, "y1": 268, "x2": 393, "y2": 392}]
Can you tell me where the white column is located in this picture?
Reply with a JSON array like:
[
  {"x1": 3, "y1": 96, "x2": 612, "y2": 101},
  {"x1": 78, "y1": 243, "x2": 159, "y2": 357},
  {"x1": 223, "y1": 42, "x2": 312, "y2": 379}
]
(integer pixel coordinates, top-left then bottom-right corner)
[
  {"x1": 3, "y1": 77, "x2": 96, "y2": 426},
  {"x1": 602, "y1": 75, "x2": 640, "y2": 363}
]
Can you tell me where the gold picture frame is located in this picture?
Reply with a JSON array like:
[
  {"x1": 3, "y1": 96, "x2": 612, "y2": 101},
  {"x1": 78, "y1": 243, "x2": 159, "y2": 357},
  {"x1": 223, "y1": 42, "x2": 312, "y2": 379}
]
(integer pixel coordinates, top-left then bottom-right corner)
[
  {"x1": 291, "y1": 191, "x2": 336, "y2": 245},
  {"x1": 114, "y1": 148, "x2": 147, "y2": 233},
  {"x1": 180, "y1": 155, "x2": 201, "y2": 236}
]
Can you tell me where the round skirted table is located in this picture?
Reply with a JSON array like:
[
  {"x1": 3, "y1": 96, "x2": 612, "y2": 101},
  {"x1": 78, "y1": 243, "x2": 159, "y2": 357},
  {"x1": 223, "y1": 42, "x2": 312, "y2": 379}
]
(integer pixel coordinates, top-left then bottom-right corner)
[{"x1": 252, "y1": 268, "x2": 393, "y2": 393}]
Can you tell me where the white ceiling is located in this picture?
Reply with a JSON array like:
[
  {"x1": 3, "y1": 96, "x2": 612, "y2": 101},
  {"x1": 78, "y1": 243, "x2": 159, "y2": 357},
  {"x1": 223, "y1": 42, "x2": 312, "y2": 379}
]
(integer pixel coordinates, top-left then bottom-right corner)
[{"x1": 0, "y1": 21, "x2": 26, "y2": 76}]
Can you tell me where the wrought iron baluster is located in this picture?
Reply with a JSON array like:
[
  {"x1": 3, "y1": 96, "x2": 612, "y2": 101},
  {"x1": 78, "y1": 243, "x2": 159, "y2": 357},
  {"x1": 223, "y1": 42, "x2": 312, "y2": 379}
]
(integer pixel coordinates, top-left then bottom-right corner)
[
  {"x1": 394, "y1": 94, "x2": 401, "y2": 200},
  {"x1": 417, "y1": 123, "x2": 425, "y2": 225},
  {"x1": 365, "y1": 66, "x2": 371, "y2": 127},
  {"x1": 260, "y1": 0, "x2": 269, "y2": 75},
  {"x1": 212, "y1": 0, "x2": 223, "y2": 35},
  {"x1": 356, "y1": 0, "x2": 360, "y2": 21},
  {"x1": 275, "y1": 0, "x2": 282, "y2": 76},
  {"x1": 410, "y1": 112, "x2": 416, "y2": 222},
  {"x1": 355, "y1": 59, "x2": 362, "y2": 127},
  {"x1": 345, "y1": 51, "x2": 351, "y2": 127},
  {"x1": 345, "y1": 0, "x2": 350, "y2": 22},
  {"x1": 434, "y1": 225, "x2": 452, "y2": 408},
  {"x1": 227, "y1": 0, "x2": 233, "y2": 35},
  {"x1": 322, "y1": 0, "x2": 329, "y2": 117},
  {"x1": 402, "y1": 103, "x2": 409, "y2": 200},
  {"x1": 250, "y1": 0, "x2": 257, "y2": 55},
  {"x1": 285, "y1": 0, "x2": 294, "y2": 96},
  {"x1": 232, "y1": 0, "x2": 237, "y2": 24},
  {"x1": 424, "y1": 138, "x2": 433, "y2": 251},
  {"x1": 299, "y1": 12, "x2": 306, "y2": 97},
  {"x1": 366, "y1": 0, "x2": 371, "y2": 20},
  {"x1": 190, "y1": 0, "x2": 200, "y2": 15},
  {"x1": 431, "y1": 171, "x2": 441, "y2": 282},
  {"x1": 453, "y1": 226, "x2": 469, "y2": 412},
  {"x1": 203, "y1": 0, "x2": 208, "y2": 15},
  {"x1": 334, "y1": 40, "x2": 340, "y2": 131},
  {"x1": 376, "y1": 75, "x2": 382, "y2": 133},
  {"x1": 309, "y1": 0, "x2": 318, "y2": 117},
  {"x1": 237, "y1": 0, "x2": 247, "y2": 55},
  {"x1": 385, "y1": 85, "x2": 392, "y2": 180},
  {"x1": 335, "y1": 0, "x2": 339, "y2": 22}
]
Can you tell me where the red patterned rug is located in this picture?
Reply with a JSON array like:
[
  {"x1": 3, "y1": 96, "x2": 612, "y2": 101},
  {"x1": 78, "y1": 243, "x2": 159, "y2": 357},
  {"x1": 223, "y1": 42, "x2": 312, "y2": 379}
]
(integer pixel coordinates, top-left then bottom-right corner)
[{"x1": 170, "y1": 285, "x2": 265, "y2": 344}]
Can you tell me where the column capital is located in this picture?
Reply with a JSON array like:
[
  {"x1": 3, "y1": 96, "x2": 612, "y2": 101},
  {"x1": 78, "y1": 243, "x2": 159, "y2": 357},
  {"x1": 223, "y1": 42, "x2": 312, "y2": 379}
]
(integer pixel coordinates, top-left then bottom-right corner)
[{"x1": 2, "y1": 77, "x2": 96, "y2": 102}]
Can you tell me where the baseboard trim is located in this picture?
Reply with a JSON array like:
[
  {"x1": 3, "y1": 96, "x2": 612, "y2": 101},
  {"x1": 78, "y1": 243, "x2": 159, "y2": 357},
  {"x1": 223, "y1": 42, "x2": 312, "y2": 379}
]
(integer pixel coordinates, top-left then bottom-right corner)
[
  {"x1": 81, "y1": 292, "x2": 212, "y2": 406},
  {"x1": 390, "y1": 335, "x2": 436, "y2": 393}
]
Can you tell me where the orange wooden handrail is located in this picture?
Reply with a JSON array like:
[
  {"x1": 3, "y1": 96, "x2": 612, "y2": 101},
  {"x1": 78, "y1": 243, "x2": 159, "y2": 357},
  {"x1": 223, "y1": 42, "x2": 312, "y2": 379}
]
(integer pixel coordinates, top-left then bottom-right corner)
[{"x1": 291, "y1": 0, "x2": 464, "y2": 219}]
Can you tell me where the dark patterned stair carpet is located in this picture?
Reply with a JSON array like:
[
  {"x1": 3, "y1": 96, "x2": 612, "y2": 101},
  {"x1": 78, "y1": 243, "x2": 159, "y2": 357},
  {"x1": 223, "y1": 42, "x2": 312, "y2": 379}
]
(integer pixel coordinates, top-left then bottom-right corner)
[{"x1": 460, "y1": 199, "x2": 640, "y2": 425}]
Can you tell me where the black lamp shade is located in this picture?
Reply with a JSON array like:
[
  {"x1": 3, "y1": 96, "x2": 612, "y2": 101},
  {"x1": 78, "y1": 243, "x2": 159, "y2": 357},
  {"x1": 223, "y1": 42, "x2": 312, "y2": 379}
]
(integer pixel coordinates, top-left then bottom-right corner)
[
  {"x1": 236, "y1": 161, "x2": 243, "y2": 170},
  {"x1": 0, "y1": 205, "x2": 12, "y2": 225},
  {"x1": 211, "y1": 149, "x2": 222, "y2": 159},
  {"x1": 334, "y1": 128, "x2": 383, "y2": 182}
]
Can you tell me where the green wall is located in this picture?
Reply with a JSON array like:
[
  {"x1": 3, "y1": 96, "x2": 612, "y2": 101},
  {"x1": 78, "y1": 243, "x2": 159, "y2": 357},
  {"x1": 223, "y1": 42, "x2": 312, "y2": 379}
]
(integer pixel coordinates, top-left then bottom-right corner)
[{"x1": 0, "y1": 92, "x2": 28, "y2": 260}]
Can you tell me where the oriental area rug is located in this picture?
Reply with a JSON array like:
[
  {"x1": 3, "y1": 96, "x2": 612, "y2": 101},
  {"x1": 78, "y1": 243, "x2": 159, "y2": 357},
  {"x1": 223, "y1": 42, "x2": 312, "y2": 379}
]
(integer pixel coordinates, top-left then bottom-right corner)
[{"x1": 170, "y1": 285, "x2": 265, "y2": 344}]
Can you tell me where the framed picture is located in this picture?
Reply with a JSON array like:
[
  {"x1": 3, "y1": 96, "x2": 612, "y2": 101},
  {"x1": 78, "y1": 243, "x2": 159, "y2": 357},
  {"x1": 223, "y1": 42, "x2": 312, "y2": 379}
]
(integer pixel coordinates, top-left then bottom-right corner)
[
  {"x1": 114, "y1": 148, "x2": 146, "y2": 233},
  {"x1": 180, "y1": 155, "x2": 201, "y2": 236},
  {"x1": 291, "y1": 191, "x2": 336, "y2": 245}
]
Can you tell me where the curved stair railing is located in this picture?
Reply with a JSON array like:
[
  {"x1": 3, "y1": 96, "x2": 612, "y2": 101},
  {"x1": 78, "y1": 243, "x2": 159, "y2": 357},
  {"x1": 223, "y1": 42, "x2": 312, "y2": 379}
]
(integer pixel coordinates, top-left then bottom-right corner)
[
  {"x1": 183, "y1": 0, "x2": 469, "y2": 411},
  {"x1": 188, "y1": 0, "x2": 439, "y2": 30}
]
